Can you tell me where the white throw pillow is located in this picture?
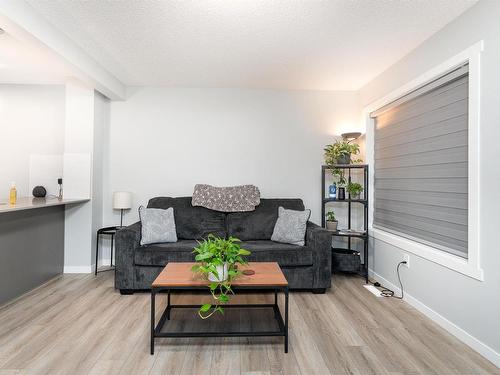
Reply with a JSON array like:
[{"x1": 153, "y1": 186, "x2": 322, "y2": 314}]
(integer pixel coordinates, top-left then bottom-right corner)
[
  {"x1": 139, "y1": 206, "x2": 177, "y2": 245},
  {"x1": 271, "y1": 206, "x2": 311, "y2": 246}
]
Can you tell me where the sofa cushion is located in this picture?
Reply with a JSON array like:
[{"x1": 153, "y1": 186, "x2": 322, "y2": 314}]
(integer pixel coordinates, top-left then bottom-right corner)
[
  {"x1": 134, "y1": 240, "x2": 198, "y2": 266},
  {"x1": 240, "y1": 240, "x2": 312, "y2": 267},
  {"x1": 134, "y1": 239, "x2": 312, "y2": 267},
  {"x1": 226, "y1": 199, "x2": 305, "y2": 240},
  {"x1": 139, "y1": 206, "x2": 177, "y2": 245},
  {"x1": 147, "y1": 197, "x2": 226, "y2": 240},
  {"x1": 271, "y1": 206, "x2": 311, "y2": 246}
]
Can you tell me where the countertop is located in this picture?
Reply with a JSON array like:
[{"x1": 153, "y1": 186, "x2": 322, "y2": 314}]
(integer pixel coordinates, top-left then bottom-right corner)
[{"x1": 0, "y1": 197, "x2": 89, "y2": 214}]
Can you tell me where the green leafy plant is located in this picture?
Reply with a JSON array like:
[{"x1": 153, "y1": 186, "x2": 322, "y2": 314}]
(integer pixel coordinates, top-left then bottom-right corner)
[
  {"x1": 324, "y1": 140, "x2": 363, "y2": 185},
  {"x1": 191, "y1": 234, "x2": 251, "y2": 319},
  {"x1": 324, "y1": 141, "x2": 361, "y2": 165},
  {"x1": 332, "y1": 169, "x2": 347, "y2": 186},
  {"x1": 347, "y1": 182, "x2": 364, "y2": 197},
  {"x1": 325, "y1": 210, "x2": 337, "y2": 222}
]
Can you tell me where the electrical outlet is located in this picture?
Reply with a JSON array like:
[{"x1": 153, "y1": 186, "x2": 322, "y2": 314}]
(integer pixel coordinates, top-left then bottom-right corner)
[{"x1": 402, "y1": 254, "x2": 410, "y2": 268}]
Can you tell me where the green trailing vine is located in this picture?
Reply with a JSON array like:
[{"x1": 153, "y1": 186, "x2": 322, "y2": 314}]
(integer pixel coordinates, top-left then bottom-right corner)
[{"x1": 191, "y1": 235, "x2": 251, "y2": 319}]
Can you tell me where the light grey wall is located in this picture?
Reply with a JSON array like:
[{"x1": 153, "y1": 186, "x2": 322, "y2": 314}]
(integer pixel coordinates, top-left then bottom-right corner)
[
  {"x1": 92, "y1": 91, "x2": 109, "y2": 265},
  {"x1": 359, "y1": 0, "x2": 500, "y2": 361},
  {"x1": 103, "y1": 88, "x2": 360, "y2": 227}
]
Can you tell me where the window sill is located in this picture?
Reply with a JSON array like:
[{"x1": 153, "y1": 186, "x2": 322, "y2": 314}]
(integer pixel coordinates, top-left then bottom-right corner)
[{"x1": 369, "y1": 228, "x2": 484, "y2": 281}]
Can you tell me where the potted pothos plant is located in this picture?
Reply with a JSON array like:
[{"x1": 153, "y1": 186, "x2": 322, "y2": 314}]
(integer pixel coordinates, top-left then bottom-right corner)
[
  {"x1": 346, "y1": 182, "x2": 364, "y2": 200},
  {"x1": 191, "y1": 234, "x2": 251, "y2": 319},
  {"x1": 324, "y1": 140, "x2": 361, "y2": 166},
  {"x1": 324, "y1": 140, "x2": 363, "y2": 189},
  {"x1": 325, "y1": 210, "x2": 338, "y2": 231}
]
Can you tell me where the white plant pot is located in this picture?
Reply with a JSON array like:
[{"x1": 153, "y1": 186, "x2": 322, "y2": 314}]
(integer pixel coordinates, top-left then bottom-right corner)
[
  {"x1": 208, "y1": 263, "x2": 229, "y2": 282},
  {"x1": 326, "y1": 221, "x2": 338, "y2": 231}
]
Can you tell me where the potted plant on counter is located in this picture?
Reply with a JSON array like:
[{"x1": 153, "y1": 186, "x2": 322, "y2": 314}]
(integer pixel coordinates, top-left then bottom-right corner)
[
  {"x1": 325, "y1": 210, "x2": 338, "y2": 231},
  {"x1": 347, "y1": 182, "x2": 364, "y2": 200},
  {"x1": 191, "y1": 234, "x2": 251, "y2": 319}
]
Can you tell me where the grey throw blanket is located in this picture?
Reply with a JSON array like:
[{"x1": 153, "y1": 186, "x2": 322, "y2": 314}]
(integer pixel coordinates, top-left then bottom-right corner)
[{"x1": 192, "y1": 184, "x2": 260, "y2": 212}]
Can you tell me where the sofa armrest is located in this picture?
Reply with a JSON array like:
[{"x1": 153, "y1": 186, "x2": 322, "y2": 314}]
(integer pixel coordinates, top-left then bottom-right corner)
[
  {"x1": 306, "y1": 221, "x2": 332, "y2": 289},
  {"x1": 115, "y1": 221, "x2": 141, "y2": 290}
]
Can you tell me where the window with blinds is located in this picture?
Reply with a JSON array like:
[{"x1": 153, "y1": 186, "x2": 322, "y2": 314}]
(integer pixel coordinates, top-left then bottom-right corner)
[{"x1": 371, "y1": 64, "x2": 469, "y2": 258}]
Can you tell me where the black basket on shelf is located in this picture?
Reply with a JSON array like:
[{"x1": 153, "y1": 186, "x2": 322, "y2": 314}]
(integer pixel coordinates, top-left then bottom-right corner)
[{"x1": 332, "y1": 248, "x2": 361, "y2": 273}]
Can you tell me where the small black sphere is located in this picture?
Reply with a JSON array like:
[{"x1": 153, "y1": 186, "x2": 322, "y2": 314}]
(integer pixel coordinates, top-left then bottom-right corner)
[{"x1": 32, "y1": 186, "x2": 47, "y2": 198}]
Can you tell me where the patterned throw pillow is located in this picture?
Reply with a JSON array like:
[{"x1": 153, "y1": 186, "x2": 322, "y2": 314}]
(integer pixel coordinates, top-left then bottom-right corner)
[
  {"x1": 271, "y1": 206, "x2": 311, "y2": 246},
  {"x1": 139, "y1": 206, "x2": 177, "y2": 245}
]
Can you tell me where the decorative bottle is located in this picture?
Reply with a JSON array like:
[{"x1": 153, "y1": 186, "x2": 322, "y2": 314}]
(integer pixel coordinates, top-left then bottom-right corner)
[
  {"x1": 329, "y1": 183, "x2": 337, "y2": 199},
  {"x1": 9, "y1": 181, "x2": 17, "y2": 205}
]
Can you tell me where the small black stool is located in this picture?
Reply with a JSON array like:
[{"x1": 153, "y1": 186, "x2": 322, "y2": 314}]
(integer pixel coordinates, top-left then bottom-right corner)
[{"x1": 95, "y1": 226, "x2": 122, "y2": 275}]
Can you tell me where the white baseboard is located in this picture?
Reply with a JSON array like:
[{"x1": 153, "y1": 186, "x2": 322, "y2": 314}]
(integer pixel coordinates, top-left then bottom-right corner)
[
  {"x1": 64, "y1": 265, "x2": 93, "y2": 273},
  {"x1": 369, "y1": 269, "x2": 500, "y2": 368},
  {"x1": 64, "y1": 259, "x2": 114, "y2": 274}
]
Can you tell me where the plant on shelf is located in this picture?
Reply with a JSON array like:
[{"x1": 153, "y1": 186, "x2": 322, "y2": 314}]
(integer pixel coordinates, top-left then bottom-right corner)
[
  {"x1": 324, "y1": 140, "x2": 362, "y2": 165},
  {"x1": 191, "y1": 234, "x2": 251, "y2": 319},
  {"x1": 347, "y1": 182, "x2": 364, "y2": 199},
  {"x1": 324, "y1": 140, "x2": 363, "y2": 186},
  {"x1": 325, "y1": 210, "x2": 338, "y2": 231}
]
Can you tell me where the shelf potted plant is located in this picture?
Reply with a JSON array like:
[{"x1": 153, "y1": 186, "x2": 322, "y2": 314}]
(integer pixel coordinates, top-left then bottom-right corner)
[
  {"x1": 191, "y1": 234, "x2": 251, "y2": 319},
  {"x1": 324, "y1": 140, "x2": 362, "y2": 200},
  {"x1": 324, "y1": 140, "x2": 361, "y2": 165},
  {"x1": 346, "y1": 182, "x2": 364, "y2": 200},
  {"x1": 325, "y1": 210, "x2": 338, "y2": 231}
]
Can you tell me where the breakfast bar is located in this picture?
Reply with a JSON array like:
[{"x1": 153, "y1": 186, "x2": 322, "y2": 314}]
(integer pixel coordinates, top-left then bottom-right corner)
[{"x1": 0, "y1": 197, "x2": 87, "y2": 305}]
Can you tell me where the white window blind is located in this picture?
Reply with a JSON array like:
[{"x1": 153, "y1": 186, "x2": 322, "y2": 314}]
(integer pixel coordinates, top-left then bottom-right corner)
[{"x1": 371, "y1": 64, "x2": 469, "y2": 258}]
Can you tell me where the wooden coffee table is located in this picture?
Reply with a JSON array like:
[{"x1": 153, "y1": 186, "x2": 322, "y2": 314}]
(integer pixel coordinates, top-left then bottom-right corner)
[{"x1": 150, "y1": 262, "x2": 289, "y2": 354}]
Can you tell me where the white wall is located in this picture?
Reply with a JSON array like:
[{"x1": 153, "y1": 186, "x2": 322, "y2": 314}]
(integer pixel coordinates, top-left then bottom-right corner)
[
  {"x1": 0, "y1": 84, "x2": 65, "y2": 198},
  {"x1": 91, "y1": 91, "x2": 109, "y2": 265},
  {"x1": 359, "y1": 0, "x2": 500, "y2": 365},
  {"x1": 63, "y1": 81, "x2": 102, "y2": 273},
  {"x1": 103, "y1": 88, "x2": 360, "y2": 227}
]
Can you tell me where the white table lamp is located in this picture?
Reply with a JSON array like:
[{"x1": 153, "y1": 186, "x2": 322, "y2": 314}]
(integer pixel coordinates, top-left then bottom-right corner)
[{"x1": 113, "y1": 191, "x2": 132, "y2": 227}]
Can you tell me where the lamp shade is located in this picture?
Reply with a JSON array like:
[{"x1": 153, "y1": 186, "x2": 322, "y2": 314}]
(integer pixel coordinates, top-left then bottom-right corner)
[
  {"x1": 341, "y1": 132, "x2": 362, "y2": 141},
  {"x1": 113, "y1": 191, "x2": 132, "y2": 210}
]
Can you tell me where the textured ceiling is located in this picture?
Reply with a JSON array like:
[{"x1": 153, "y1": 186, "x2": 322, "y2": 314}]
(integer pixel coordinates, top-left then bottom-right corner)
[{"x1": 25, "y1": 0, "x2": 476, "y2": 90}]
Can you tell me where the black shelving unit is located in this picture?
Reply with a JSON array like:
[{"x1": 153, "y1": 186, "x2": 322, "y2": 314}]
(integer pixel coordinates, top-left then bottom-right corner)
[{"x1": 321, "y1": 164, "x2": 369, "y2": 283}]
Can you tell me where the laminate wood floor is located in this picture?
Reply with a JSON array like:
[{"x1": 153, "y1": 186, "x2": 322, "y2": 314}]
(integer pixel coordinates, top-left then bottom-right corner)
[{"x1": 0, "y1": 272, "x2": 497, "y2": 375}]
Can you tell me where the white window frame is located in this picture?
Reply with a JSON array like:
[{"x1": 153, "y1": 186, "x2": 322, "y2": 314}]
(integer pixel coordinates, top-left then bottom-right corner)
[{"x1": 364, "y1": 41, "x2": 484, "y2": 281}]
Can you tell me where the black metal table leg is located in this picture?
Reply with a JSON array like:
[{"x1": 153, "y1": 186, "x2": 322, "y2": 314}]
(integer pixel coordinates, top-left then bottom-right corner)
[
  {"x1": 167, "y1": 290, "x2": 171, "y2": 320},
  {"x1": 274, "y1": 290, "x2": 278, "y2": 318},
  {"x1": 151, "y1": 286, "x2": 290, "y2": 354},
  {"x1": 151, "y1": 289, "x2": 155, "y2": 355},
  {"x1": 95, "y1": 227, "x2": 120, "y2": 275},
  {"x1": 284, "y1": 287, "x2": 289, "y2": 353},
  {"x1": 110, "y1": 234, "x2": 114, "y2": 267},
  {"x1": 95, "y1": 232, "x2": 100, "y2": 275}
]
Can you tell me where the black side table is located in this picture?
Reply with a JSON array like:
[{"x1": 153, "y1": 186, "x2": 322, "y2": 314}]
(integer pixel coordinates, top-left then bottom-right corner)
[{"x1": 95, "y1": 226, "x2": 122, "y2": 275}]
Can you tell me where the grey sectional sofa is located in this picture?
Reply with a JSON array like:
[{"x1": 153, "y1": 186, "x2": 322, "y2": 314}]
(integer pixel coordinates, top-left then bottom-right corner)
[{"x1": 115, "y1": 197, "x2": 332, "y2": 294}]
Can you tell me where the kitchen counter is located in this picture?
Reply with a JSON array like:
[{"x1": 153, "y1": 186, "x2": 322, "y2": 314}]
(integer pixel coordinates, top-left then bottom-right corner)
[{"x1": 0, "y1": 197, "x2": 89, "y2": 214}]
